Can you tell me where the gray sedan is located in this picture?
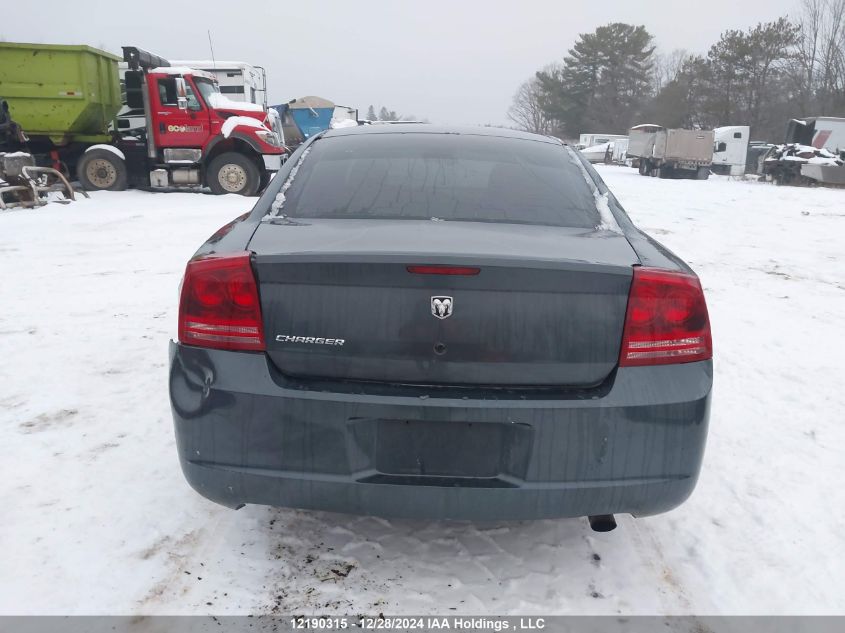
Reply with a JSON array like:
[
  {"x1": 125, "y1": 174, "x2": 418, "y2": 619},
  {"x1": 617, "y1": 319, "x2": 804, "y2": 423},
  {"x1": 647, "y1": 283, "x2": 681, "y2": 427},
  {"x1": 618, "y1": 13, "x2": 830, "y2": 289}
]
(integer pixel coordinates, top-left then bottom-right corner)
[{"x1": 169, "y1": 125, "x2": 712, "y2": 531}]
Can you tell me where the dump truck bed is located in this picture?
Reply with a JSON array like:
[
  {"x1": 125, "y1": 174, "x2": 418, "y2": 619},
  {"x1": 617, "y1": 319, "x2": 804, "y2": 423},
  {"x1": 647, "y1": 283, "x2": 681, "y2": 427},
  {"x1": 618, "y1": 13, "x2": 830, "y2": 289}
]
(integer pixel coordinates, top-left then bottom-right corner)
[{"x1": 0, "y1": 42, "x2": 121, "y2": 145}]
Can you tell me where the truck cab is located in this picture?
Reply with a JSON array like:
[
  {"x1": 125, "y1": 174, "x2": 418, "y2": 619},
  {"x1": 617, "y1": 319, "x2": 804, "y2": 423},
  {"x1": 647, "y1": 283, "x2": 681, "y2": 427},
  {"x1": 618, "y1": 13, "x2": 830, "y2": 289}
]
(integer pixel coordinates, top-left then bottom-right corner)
[
  {"x1": 80, "y1": 47, "x2": 286, "y2": 196},
  {"x1": 712, "y1": 125, "x2": 750, "y2": 176}
]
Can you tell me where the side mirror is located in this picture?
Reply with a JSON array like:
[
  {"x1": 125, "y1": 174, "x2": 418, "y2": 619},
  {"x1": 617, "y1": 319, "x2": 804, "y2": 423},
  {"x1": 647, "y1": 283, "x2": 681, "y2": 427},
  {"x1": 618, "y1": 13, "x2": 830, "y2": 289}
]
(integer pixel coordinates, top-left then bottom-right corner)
[{"x1": 175, "y1": 77, "x2": 188, "y2": 111}]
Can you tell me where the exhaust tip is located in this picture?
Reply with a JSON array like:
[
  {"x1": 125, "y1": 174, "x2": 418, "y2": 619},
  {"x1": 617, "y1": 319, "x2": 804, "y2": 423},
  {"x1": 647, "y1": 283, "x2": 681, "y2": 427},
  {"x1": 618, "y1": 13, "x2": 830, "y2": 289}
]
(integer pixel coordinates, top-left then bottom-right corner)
[{"x1": 588, "y1": 514, "x2": 617, "y2": 532}]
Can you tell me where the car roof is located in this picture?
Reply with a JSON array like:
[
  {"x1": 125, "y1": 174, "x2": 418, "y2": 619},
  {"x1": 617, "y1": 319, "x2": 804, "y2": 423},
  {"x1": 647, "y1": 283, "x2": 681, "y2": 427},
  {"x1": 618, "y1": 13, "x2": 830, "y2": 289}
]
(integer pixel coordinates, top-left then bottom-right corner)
[{"x1": 322, "y1": 123, "x2": 563, "y2": 145}]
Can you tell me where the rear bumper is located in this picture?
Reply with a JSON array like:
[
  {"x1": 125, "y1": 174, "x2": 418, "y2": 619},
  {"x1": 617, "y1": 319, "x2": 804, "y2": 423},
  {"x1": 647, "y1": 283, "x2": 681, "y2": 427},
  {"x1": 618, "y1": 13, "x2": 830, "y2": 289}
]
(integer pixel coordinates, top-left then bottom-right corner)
[{"x1": 169, "y1": 342, "x2": 711, "y2": 520}]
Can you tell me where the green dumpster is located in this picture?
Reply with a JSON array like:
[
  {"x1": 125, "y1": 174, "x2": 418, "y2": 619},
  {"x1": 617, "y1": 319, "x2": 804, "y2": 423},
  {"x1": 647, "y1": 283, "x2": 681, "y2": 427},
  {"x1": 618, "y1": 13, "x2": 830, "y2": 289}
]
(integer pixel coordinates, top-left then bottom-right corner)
[{"x1": 0, "y1": 42, "x2": 122, "y2": 146}]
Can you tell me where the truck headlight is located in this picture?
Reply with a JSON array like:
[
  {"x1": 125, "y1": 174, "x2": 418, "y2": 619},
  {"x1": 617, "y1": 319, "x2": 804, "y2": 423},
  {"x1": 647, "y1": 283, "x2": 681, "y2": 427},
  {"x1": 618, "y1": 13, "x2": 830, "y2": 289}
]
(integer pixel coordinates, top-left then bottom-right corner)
[{"x1": 255, "y1": 130, "x2": 281, "y2": 148}]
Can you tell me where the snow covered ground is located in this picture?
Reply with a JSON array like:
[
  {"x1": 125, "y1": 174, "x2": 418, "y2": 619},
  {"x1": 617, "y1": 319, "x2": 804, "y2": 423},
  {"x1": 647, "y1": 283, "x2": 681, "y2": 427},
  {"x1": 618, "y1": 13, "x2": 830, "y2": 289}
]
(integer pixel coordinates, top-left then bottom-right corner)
[{"x1": 1, "y1": 167, "x2": 844, "y2": 615}]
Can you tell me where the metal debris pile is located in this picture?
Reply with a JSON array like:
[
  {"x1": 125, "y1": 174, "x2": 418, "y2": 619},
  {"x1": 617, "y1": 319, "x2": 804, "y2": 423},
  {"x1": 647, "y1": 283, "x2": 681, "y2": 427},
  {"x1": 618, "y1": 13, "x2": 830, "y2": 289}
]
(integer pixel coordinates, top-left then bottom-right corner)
[{"x1": 0, "y1": 152, "x2": 87, "y2": 209}]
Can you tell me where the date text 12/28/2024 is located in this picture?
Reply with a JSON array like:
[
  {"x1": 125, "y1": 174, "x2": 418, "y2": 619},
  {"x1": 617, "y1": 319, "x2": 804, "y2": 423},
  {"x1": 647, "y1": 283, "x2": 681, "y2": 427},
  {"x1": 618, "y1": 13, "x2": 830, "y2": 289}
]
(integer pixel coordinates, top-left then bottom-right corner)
[{"x1": 291, "y1": 616, "x2": 547, "y2": 630}]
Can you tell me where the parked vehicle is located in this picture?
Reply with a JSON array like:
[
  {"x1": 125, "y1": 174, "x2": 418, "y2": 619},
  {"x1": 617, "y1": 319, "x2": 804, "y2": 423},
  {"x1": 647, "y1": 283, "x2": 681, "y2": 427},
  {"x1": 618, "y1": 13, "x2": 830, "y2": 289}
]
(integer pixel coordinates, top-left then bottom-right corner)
[
  {"x1": 0, "y1": 42, "x2": 285, "y2": 195},
  {"x1": 169, "y1": 125, "x2": 713, "y2": 528},
  {"x1": 580, "y1": 142, "x2": 613, "y2": 163},
  {"x1": 763, "y1": 143, "x2": 845, "y2": 186},
  {"x1": 580, "y1": 138, "x2": 628, "y2": 164},
  {"x1": 746, "y1": 142, "x2": 776, "y2": 176},
  {"x1": 577, "y1": 132, "x2": 627, "y2": 149},
  {"x1": 118, "y1": 60, "x2": 270, "y2": 133},
  {"x1": 712, "y1": 126, "x2": 750, "y2": 176},
  {"x1": 626, "y1": 124, "x2": 663, "y2": 167},
  {"x1": 763, "y1": 117, "x2": 845, "y2": 186},
  {"x1": 636, "y1": 128, "x2": 715, "y2": 179}
]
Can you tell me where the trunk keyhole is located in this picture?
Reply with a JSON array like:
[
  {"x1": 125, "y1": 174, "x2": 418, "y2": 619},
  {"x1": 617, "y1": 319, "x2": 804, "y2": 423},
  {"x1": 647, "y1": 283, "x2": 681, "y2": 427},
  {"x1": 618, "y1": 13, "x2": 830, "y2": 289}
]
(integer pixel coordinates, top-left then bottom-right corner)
[{"x1": 433, "y1": 342, "x2": 447, "y2": 356}]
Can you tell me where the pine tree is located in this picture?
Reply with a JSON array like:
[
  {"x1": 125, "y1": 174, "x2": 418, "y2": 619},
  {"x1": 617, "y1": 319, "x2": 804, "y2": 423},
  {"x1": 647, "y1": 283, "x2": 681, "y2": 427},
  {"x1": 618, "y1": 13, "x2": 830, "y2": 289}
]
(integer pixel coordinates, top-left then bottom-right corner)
[
  {"x1": 378, "y1": 106, "x2": 399, "y2": 121},
  {"x1": 537, "y1": 23, "x2": 655, "y2": 136}
]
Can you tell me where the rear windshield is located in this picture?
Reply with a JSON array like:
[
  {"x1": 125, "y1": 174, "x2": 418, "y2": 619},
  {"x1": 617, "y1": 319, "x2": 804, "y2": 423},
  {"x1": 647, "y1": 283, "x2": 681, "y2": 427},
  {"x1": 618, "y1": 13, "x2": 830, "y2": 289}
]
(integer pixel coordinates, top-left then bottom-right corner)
[{"x1": 272, "y1": 133, "x2": 601, "y2": 228}]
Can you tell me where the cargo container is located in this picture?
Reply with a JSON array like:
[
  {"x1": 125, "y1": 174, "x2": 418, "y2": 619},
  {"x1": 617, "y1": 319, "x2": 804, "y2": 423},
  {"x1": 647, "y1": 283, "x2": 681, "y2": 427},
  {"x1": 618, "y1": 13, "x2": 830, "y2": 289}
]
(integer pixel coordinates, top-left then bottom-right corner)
[
  {"x1": 636, "y1": 128, "x2": 715, "y2": 180},
  {"x1": 0, "y1": 43, "x2": 122, "y2": 147}
]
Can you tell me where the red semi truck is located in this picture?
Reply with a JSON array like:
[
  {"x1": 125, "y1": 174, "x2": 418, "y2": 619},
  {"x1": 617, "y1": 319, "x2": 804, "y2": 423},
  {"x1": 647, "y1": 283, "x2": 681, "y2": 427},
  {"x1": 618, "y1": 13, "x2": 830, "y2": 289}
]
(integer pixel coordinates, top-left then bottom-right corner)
[
  {"x1": 1, "y1": 44, "x2": 285, "y2": 196},
  {"x1": 107, "y1": 46, "x2": 285, "y2": 195}
]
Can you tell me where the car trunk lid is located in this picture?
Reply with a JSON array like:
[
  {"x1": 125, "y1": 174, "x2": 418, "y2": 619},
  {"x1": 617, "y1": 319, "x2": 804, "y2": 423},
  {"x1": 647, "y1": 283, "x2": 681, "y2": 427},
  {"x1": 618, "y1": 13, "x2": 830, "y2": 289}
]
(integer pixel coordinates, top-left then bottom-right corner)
[{"x1": 250, "y1": 219, "x2": 638, "y2": 387}]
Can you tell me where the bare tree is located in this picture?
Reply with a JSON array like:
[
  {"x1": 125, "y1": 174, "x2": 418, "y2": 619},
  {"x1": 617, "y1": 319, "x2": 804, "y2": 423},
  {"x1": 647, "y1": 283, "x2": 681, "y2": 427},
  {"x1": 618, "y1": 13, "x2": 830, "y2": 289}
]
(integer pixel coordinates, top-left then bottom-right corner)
[
  {"x1": 791, "y1": 0, "x2": 845, "y2": 113},
  {"x1": 793, "y1": 0, "x2": 824, "y2": 110},
  {"x1": 651, "y1": 48, "x2": 689, "y2": 93},
  {"x1": 819, "y1": 0, "x2": 845, "y2": 111},
  {"x1": 506, "y1": 76, "x2": 555, "y2": 135}
]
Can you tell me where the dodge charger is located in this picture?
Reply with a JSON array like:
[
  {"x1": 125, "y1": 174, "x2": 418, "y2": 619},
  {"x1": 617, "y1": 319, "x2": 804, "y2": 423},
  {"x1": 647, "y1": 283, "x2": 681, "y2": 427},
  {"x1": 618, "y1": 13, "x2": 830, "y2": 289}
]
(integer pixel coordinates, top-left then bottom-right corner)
[{"x1": 168, "y1": 124, "x2": 712, "y2": 531}]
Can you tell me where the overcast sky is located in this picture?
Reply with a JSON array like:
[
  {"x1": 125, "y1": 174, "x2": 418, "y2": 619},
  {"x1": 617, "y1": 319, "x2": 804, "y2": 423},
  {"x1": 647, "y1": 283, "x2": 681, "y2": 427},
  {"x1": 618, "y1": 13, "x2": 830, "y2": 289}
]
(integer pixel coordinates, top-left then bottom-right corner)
[{"x1": 5, "y1": 0, "x2": 798, "y2": 126}]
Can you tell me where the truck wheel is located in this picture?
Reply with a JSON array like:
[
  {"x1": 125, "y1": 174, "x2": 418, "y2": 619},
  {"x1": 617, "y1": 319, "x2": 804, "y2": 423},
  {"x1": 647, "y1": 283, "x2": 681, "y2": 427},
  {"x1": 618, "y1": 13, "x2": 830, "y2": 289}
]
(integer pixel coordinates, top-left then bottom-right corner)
[
  {"x1": 638, "y1": 160, "x2": 649, "y2": 176},
  {"x1": 208, "y1": 152, "x2": 260, "y2": 196},
  {"x1": 696, "y1": 166, "x2": 710, "y2": 180},
  {"x1": 77, "y1": 149, "x2": 127, "y2": 191}
]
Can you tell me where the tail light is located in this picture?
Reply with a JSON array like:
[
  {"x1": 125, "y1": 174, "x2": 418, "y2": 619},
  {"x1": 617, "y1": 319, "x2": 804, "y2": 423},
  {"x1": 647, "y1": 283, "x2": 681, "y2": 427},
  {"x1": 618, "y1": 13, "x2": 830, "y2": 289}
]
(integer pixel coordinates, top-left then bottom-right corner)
[
  {"x1": 178, "y1": 252, "x2": 265, "y2": 351},
  {"x1": 619, "y1": 267, "x2": 712, "y2": 367}
]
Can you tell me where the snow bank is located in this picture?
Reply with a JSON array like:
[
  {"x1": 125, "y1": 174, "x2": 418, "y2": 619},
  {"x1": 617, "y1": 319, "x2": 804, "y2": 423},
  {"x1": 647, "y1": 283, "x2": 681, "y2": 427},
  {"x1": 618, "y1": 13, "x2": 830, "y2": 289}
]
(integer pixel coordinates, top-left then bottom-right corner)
[{"x1": 221, "y1": 116, "x2": 267, "y2": 139}]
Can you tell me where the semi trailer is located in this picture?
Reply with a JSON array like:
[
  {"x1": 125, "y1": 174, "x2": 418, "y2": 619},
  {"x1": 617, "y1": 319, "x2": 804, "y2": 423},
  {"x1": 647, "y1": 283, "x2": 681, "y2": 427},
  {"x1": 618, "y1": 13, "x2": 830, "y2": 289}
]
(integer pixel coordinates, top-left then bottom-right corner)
[
  {"x1": 576, "y1": 132, "x2": 627, "y2": 149},
  {"x1": 632, "y1": 128, "x2": 715, "y2": 180},
  {"x1": 0, "y1": 42, "x2": 285, "y2": 196}
]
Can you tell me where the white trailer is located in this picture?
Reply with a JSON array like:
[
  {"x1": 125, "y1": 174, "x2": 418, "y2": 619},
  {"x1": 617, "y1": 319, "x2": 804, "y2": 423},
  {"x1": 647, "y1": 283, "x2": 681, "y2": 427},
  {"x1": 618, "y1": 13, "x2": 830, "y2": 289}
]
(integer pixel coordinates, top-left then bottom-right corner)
[
  {"x1": 712, "y1": 125, "x2": 750, "y2": 176},
  {"x1": 785, "y1": 117, "x2": 845, "y2": 153},
  {"x1": 577, "y1": 133, "x2": 627, "y2": 149},
  {"x1": 172, "y1": 60, "x2": 266, "y2": 108}
]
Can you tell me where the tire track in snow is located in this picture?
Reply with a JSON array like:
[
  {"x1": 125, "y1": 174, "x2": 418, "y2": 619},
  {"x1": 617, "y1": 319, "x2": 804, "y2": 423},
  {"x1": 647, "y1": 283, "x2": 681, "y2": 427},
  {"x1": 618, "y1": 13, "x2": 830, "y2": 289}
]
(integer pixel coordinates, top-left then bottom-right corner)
[{"x1": 626, "y1": 517, "x2": 717, "y2": 628}]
